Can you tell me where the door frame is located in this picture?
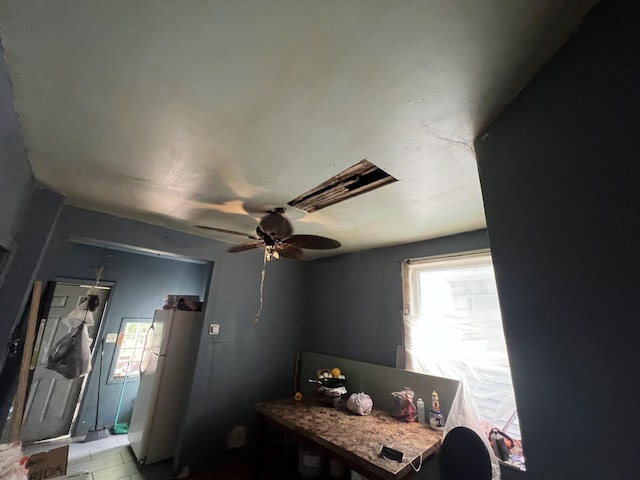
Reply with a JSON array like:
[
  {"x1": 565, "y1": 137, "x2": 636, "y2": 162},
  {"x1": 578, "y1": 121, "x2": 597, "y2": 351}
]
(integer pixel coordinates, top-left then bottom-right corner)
[{"x1": 43, "y1": 277, "x2": 115, "y2": 440}]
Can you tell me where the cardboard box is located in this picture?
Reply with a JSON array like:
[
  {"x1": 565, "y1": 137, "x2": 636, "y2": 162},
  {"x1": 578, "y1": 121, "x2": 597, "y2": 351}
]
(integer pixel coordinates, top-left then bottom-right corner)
[{"x1": 26, "y1": 445, "x2": 68, "y2": 480}]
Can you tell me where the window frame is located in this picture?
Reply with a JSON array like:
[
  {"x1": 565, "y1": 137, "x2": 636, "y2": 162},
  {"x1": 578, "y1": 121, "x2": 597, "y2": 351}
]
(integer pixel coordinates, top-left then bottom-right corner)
[
  {"x1": 402, "y1": 249, "x2": 492, "y2": 316},
  {"x1": 108, "y1": 317, "x2": 152, "y2": 384}
]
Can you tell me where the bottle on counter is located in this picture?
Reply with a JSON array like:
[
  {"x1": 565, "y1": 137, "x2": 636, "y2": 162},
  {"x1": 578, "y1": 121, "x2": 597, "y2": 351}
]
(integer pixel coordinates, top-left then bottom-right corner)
[
  {"x1": 416, "y1": 397, "x2": 425, "y2": 424},
  {"x1": 429, "y1": 390, "x2": 445, "y2": 431},
  {"x1": 431, "y1": 390, "x2": 440, "y2": 411}
]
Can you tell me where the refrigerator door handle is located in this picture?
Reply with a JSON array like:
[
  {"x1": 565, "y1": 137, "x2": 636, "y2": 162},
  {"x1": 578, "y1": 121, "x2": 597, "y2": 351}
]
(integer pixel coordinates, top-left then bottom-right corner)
[{"x1": 140, "y1": 325, "x2": 156, "y2": 375}]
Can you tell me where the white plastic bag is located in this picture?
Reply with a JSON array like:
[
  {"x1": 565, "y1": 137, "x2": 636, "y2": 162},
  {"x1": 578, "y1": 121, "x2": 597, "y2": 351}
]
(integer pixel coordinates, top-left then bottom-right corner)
[
  {"x1": 346, "y1": 393, "x2": 373, "y2": 416},
  {"x1": 62, "y1": 308, "x2": 94, "y2": 328},
  {"x1": 0, "y1": 442, "x2": 28, "y2": 480},
  {"x1": 62, "y1": 294, "x2": 101, "y2": 328}
]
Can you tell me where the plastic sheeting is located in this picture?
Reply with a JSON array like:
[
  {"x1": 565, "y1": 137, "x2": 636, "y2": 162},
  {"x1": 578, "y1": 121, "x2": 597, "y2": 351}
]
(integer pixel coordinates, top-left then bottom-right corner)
[
  {"x1": 444, "y1": 382, "x2": 501, "y2": 480},
  {"x1": 404, "y1": 312, "x2": 519, "y2": 438},
  {"x1": 404, "y1": 311, "x2": 510, "y2": 480}
]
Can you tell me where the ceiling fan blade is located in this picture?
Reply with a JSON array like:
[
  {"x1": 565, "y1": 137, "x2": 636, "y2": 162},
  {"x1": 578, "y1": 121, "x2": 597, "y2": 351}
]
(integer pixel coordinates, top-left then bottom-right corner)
[
  {"x1": 274, "y1": 244, "x2": 305, "y2": 259},
  {"x1": 228, "y1": 241, "x2": 265, "y2": 253},
  {"x1": 196, "y1": 225, "x2": 260, "y2": 240},
  {"x1": 282, "y1": 234, "x2": 341, "y2": 250}
]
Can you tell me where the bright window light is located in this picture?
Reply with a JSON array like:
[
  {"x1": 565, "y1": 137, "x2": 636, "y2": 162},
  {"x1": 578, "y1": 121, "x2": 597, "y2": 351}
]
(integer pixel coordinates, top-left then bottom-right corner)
[
  {"x1": 403, "y1": 251, "x2": 525, "y2": 468},
  {"x1": 112, "y1": 319, "x2": 151, "y2": 380}
]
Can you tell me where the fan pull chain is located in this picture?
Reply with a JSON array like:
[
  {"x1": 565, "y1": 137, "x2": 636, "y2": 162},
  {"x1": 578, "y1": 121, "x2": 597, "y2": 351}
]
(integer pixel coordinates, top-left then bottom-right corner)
[{"x1": 254, "y1": 249, "x2": 268, "y2": 323}]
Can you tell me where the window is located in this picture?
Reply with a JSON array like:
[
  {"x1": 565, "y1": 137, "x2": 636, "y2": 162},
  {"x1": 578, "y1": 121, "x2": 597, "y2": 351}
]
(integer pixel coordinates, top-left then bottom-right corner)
[
  {"x1": 111, "y1": 319, "x2": 151, "y2": 380},
  {"x1": 402, "y1": 251, "x2": 522, "y2": 443}
]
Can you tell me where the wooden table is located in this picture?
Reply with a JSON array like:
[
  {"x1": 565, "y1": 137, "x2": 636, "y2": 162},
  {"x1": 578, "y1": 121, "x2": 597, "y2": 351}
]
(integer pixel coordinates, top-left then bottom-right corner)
[{"x1": 255, "y1": 397, "x2": 443, "y2": 480}]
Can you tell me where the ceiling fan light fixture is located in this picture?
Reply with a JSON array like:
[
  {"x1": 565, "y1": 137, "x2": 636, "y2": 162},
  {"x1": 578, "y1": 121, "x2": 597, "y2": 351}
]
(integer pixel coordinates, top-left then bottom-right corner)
[{"x1": 265, "y1": 246, "x2": 279, "y2": 261}]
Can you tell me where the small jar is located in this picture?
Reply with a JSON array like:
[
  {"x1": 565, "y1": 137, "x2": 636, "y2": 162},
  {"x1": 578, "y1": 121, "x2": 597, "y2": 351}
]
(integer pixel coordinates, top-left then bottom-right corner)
[{"x1": 429, "y1": 410, "x2": 445, "y2": 431}]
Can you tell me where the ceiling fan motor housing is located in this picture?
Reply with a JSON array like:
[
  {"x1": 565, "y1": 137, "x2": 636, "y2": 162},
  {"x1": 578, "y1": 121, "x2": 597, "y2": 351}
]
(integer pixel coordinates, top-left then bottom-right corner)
[{"x1": 258, "y1": 211, "x2": 293, "y2": 239}]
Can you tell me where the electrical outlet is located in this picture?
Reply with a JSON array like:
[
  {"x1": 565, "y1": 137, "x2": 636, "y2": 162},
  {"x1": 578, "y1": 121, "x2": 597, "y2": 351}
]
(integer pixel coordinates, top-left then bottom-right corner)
[
  {"x1": 209, "y1": 324, "x2": 220, "y2": 335},
  {"x1": 105, "y1": 333, "x2": 118, "y2": 343}
]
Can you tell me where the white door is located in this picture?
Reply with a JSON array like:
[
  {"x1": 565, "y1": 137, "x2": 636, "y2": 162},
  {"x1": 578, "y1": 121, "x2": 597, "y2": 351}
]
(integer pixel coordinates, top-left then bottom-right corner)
[{"x1": 20, "y1": 283, "x2": 109, "y2": 443}]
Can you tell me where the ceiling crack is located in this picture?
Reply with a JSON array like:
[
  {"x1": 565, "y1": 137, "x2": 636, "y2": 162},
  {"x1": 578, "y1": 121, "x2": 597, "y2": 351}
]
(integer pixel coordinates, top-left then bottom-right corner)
[{"x1": 422, "y1": 125, "x2": 475, "y2": 155}]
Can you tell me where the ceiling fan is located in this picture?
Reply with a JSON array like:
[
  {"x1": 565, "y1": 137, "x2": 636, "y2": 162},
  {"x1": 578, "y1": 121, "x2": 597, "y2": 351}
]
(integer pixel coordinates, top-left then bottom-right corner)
[
  {"x1": 194, "y1": 160, "x2": 397, "y2": 321},
  {"x1": 196, "y1": 207, "x2": 341, "y2": 260},
  {"x1": 195, "y1": 160, "x2": 397, "y2": 260}
]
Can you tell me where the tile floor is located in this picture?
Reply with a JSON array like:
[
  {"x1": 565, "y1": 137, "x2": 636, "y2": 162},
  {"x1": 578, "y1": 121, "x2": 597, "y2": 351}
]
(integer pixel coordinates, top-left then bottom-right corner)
[
  {"x1": 22, "y1": 432, "x2": 308, "y2": 479},
  {"x1": 22, "y1": 433, "x2": 174, "y2": 480}
]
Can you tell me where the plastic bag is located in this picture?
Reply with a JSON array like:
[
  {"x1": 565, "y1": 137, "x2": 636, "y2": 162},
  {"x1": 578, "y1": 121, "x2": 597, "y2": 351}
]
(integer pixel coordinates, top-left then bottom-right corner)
[
  {"x1": 347, "y1": 393, "x2": 373, "y2": 416},
  {"x1": 46, "y1": 324, "x2": 92, "y2": 379},
  {"x1": 0, "y1": 442, "x2": 28, "y2": 479},
  {"x1": 391, "y1": 388, "x2": 417, "y2": 422},
  {"x1": 62, "y1": 294, "x2": 100, "y2": 328}
]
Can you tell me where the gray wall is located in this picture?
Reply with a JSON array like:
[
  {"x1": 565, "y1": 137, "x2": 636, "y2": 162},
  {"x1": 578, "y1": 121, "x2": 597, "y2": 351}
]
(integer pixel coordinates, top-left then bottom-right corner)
[
  {"x1": 300, "y1": 352, "x2": 459, "y2": 419},
  {"x1": 475, "y1": 1, "x2": 639, "y2": 478},
  {"x1": 52, "y1": 243, "x2": 210, "y2": 435},
  {"x1": 304, "y1": 230, "x2": 490, "y2": 368}
]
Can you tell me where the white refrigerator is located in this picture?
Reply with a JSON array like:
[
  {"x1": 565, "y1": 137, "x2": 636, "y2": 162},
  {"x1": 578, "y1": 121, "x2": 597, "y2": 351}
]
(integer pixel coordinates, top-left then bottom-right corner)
[{"x1": 128, "y1": 309, "x2": 203, "y2": 465}]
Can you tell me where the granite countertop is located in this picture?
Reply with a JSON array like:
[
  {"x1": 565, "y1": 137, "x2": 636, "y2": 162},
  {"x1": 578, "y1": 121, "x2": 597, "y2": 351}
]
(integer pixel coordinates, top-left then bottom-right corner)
[{"x1": 256, "y1": 397, "x2": 443, "y2": 480}]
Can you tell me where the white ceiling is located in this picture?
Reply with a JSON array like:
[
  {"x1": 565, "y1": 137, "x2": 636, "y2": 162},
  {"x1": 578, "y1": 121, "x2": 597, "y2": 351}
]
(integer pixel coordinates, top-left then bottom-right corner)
[{"x1": 0, "y1": 1, "x2": 595, "y2": 258}]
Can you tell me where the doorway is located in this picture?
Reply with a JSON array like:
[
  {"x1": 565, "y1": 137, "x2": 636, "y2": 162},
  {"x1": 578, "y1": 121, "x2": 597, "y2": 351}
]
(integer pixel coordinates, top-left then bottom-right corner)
[{"x1": 20, "y1": 281, "x2": 111, "y2": 443}]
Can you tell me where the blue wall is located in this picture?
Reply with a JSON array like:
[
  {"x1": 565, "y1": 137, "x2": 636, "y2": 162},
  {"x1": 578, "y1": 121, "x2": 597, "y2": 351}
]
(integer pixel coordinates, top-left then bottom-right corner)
[
  {"x1": 43, "y1": 206, "x2": 308, "y2": 470},
  {"x1": 0, "y1": 44, "x2": 68, "y2": 434},
  {"x1": 0, "y1": 188, "x2": 64, "y2": 376},
  {"x1": 180, "y1": 249, "x2": 308, "y2": 470},
  {"x1": 0, "y1": 41, "x2": 33, "y2": 251},
  {"x1": 304, "y1": 230, "x2": 490, "y2": 368},
  {"x1": 53, "y1": 243, "x2": 211, "y2": 435},
  {"x1": 0, "y1": 41, "x2": 51, "y2": 375},
  {"x1": 475, "y1": 1, "x2": 640, "y2": 478}
]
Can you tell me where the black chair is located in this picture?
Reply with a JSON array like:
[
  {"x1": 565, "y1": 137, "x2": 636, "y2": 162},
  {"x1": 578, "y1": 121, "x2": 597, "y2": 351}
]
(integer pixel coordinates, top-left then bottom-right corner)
[{"x1": 440, "y1": 426, "x2": 492, "y2": 480}]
